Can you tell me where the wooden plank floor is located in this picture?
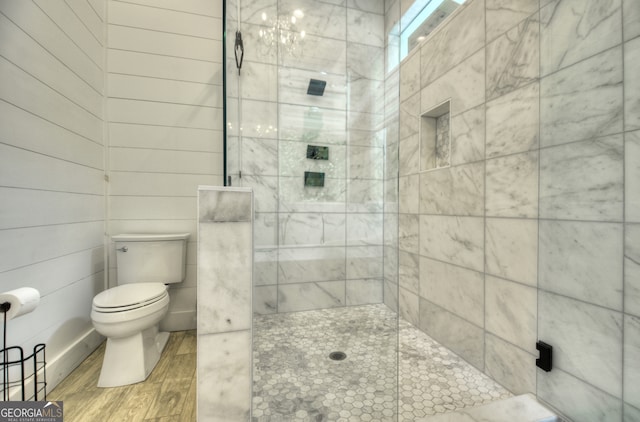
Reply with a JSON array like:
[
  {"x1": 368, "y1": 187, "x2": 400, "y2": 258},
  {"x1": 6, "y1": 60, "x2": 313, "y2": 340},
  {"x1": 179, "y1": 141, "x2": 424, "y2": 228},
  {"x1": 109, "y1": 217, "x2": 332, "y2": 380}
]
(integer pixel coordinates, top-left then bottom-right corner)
[{"x1": 48, "y1": 330, "x2": 196, "y2": 422}]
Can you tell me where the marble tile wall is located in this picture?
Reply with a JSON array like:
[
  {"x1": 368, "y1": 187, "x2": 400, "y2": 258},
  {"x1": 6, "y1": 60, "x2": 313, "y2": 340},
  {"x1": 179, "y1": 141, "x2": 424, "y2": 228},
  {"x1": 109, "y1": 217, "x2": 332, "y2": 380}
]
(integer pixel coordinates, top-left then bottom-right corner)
[
  {"x1": 397, "y1": 0, "x2": 639, "y2": 420},
  {"x1": 228, "y1": 0, "x2": 388, "y2": 315},
  {"x1": 197, "y1": 187, "x2": 253, "y2": 421},
  {"x1": 538, "y1": 1, "x2": 636, "y2": 420}
]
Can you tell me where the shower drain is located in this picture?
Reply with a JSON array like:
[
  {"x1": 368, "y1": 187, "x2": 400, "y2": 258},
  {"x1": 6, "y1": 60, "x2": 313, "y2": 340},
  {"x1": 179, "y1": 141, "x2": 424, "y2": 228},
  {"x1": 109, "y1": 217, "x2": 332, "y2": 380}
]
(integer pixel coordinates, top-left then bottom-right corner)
[{"x1": 329, "y1": 351, "x2": 347, "y2": 361}]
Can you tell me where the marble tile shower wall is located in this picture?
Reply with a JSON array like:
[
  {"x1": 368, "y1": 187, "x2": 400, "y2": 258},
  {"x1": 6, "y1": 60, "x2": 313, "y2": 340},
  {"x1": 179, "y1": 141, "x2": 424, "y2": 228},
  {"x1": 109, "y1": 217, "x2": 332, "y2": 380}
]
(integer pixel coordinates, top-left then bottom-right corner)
[
  {"x1": 227, "y1": 0, "x2": 389, "y2": 314},
  {"x1": 197, "y1": 187, "x2": 253, "y2": 421},
  {"x1": 397, "y1": 0, "x2": 640, "y2": 421}
]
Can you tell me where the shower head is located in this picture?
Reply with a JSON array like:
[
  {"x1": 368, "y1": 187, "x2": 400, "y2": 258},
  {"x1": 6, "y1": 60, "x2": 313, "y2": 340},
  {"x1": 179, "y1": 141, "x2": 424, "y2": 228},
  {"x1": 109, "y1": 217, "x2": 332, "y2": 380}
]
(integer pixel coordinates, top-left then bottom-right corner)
[{"x1": 307, "y1": 79, "x2": 326, "y2": 96}]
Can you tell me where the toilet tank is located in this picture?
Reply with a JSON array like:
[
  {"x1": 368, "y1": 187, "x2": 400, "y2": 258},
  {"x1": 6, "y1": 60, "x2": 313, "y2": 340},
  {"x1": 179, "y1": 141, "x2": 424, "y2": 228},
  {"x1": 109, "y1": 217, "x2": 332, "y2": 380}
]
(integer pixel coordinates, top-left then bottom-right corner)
[{"x1": 113, "y1": 233, "x2": 190, "y2": 285}]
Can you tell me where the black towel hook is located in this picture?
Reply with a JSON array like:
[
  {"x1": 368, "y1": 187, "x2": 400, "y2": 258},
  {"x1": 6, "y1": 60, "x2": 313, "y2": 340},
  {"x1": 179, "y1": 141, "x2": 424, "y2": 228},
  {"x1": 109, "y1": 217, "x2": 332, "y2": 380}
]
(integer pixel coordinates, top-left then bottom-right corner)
[{"x1": 234, "y1": 31, "x2": 244, "y2": 75}]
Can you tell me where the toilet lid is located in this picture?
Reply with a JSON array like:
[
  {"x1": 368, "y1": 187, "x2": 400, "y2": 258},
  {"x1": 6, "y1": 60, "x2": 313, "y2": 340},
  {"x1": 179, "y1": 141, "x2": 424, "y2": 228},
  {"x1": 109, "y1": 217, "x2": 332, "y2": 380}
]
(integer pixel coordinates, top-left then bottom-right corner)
[{"x1": 93, "y1": 283, "x2": 167, "y2": 309}]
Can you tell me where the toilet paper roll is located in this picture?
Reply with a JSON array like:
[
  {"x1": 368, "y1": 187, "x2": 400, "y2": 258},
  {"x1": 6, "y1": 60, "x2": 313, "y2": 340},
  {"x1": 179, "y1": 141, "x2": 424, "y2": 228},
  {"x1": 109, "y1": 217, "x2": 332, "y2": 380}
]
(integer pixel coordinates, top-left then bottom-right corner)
[{"x1": 0, "y1": 288, "x2": 40, "y2": 321}]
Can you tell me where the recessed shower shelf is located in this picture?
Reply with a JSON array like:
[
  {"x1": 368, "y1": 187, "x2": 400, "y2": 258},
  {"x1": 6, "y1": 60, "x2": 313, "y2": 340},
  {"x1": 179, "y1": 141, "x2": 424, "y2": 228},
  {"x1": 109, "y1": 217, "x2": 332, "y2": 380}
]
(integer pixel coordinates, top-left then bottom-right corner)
[{"x1": 420, "y1": 100, "x2": 451, "y2": 172}]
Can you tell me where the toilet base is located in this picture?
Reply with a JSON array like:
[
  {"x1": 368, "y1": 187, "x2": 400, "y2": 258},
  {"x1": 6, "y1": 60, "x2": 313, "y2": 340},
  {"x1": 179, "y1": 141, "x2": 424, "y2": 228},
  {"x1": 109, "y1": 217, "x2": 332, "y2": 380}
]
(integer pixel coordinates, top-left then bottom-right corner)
[{"x1": 97, "y1": 325, "x2": 170, "y2": 388}]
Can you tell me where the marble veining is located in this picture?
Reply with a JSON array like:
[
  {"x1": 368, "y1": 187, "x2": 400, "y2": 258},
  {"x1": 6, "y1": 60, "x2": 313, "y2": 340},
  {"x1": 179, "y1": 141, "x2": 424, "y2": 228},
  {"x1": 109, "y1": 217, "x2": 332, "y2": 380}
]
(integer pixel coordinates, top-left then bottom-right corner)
[
  {"x1": 540, "y1": 47, "x2": 623, "y2": 148},
  {"x1": 278, "y1": 104, "x2": 347, "y2": 144},
  {"x1": 241, "y1": 175, "x2": 278, "y2": 213},
  {"x1": 624, "y1": 314, "x2": 640, "y2": 411},
  {"x1": 435, "y1": 112, "x2": 451, "y2": 168},
  {"x1": 346, "y1": 9, "x2": 384, "y2": 47},
  {"x1": 198, "y1": 223, "x2": 252, "y2": 328},
  {"x1": 349, "y1": 146, "x2": 385, "y2": 180},
  {"x1": 277, "y1": 280, "x2": 345, "y2": 313},
  {"x1": 239, "y1": 0, "x2": 276, "y2": 27},
  {"x1": 625, "y1": 224, "x2": 640, "y2": 318},
  {"x1": 424, "y1": 394, "x2": 556, "y2": 422},
  {"x1": 399, "y1": 250, "x2": 419, "y2": 294},
  {"x1": 540, "y1": 0, "x2": 622, "y2": 76},
  {"x1": 241, "y1": 138, "x2": 278, "y2": 176},
  {"x1": 278, "y1": 246, "x2": 346, "y2": 284},
  {"x1": 450, "y1": 105, "x2": 485, "y2": 166},
  {"x1": 625, "y1": 37, "x2": 640, "y2": 131},
  {"x1": 239, "y1": 62, "x2": 277, "y2": 103},
  {"x1": 346, "y1": 245, "x2": 383, "y2": 279},
  {"x1": 399, "y1": 287, "x2": 419, "y2": 326},
  {"x1": 278, "y1": 178, "x2": 346, "y2": 214},
  {"x1": 624, "y1": 0, "x2": 640, "y2": 41},
  {"x1": 254, "y1": 248, "x2": 277, "y2": 286},
  {"x1": 400, "y1": 51, "x2": 420, "y2": 102},
  {"x1": 419, "y1": 162, "x2": 484, "y2": 216},
  {"x1": 627, "y1": 131, "x2": 640, "y2": 223},
  {"x1": 539, "y1": 291, "x2": 623, "y2": 397},
  {"x1": 486, "y1": 82, "x2": 539, "y2": 158},
  {"x1": 199, "y1": 189, "x2": 252, "y2": 222},
  {"x1": 347, "y1": 0, "x2": 384, "y2": 14},
  {"x1": 485, "y1": 217, "x2": 537, "y2": 286},
  {"x1": 486, "y1": 0, "x2": 539, "y2": 42},
  {"x1": 539, "y1": 135, "x2": 624, "y2": 221},
  {"x1": 279, "y1": 0, "x2": 346, "y2": 40},
  {"x1": 484, "y1": 334, "x2": 536, "y2": 396},
  {"x1": 279, "y1": 33, "x2": 346, "y2": 74},
  {"x1": 419, "y1": 0, "x2": 485, "y2": 88},
  {"x1": 485, "y1": 276, "x2": 537, "y2": 353},
  {"x1": 198, "y1": 331, "x2": 251, "y2": 421},
  {"x1": 347, "y1": 43, "x2": 384, "y2": 81},
  {"x1": 349, "y1": 77, "x2": 384, "y2": 115},
  {"x1": 419, "y1": 215, "x2": 484, "y2": 272},
  {"x1": 279, "y1": 212, "x2": 346, "y2": 246},
  {"x1": 539, "y1": 220, "x2": 623, "y2": 310},
  {"x1": 347, "y1": 179, "x2": 384, "y2": 213},
  {"x1": 399, "y1": 214, "x2": 419, "y2": 253},
  {"x1": 420, "y1": 257, "x2": 484, "y2": 326},
  {"x1": 400, "y1": 135, "x2": 420, "y2": 176},
  {"x1": 347, "y1": 213, "x2": 384, "y2": 246},
  {"x1": 252, "y1": 305, "x2": 510, "y2": 421},
  {"x1": 537, "y1": 367, "x2": 623, "y2": 422},
  {"x1": 346, "y1": 278, "x2": 383, "y2": 305},
  {"x1": 486, "y1": 14, "x2": 539, "y2": 101},
  {"x1": 485, "y1": 151, "x2": 538, "y2": 218},
  {"x1": 421, "y1": 49, "x2": 485, "y2": 117},
  {"x1": 197, "y1": 187, "x2": 253, "y2": 421},
  {"x1": 254, "y1": 212, "x2": 277, "y2": 247},
  {"x1": 399, "y1": 174, "x2": 419, "y2": 214},
  {"x1": 419, "y1": 299, "x2": 485, "y2": 370},
  {"x1": 400, "y1": 93, "x2": 420, "y2": 140}
]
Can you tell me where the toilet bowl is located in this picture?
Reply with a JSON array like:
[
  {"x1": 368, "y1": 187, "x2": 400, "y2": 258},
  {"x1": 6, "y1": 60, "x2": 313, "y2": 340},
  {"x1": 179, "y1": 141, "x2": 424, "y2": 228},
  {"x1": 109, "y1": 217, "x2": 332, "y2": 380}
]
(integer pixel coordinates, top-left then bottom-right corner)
[
  {"x1": 91, "y1": 233, "x2": 189, "y2": 388},
  {"x1": 91, "y1": 283, "x2": 170, "y2": 387}
]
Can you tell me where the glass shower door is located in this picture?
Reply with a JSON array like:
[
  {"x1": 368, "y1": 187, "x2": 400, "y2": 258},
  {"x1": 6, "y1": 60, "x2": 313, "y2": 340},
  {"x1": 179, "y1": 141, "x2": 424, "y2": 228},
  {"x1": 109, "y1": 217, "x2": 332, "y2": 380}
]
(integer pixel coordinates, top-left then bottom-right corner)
[{"x1": 226, "y1": 0, "x2": 400, "y2": 420}]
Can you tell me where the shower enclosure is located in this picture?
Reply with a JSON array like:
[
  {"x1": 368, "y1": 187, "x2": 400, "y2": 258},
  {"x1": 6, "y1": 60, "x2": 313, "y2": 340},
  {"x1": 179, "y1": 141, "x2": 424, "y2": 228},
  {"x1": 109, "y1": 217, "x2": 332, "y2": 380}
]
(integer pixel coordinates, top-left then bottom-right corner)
[
  {"x1": 222, "y1": 0, "x2": 637, "y2": 421},
  {"x1": 225, "y1": 0, "x2": 401, "y2": 419}
]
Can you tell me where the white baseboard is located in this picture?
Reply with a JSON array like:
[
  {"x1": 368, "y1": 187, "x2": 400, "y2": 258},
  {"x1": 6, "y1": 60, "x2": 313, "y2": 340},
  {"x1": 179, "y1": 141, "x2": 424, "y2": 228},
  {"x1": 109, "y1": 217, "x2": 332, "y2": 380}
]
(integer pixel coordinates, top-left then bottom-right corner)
[
  {"x1": 160, "y1": 309, "x2": 196, "y2": 332},
  {"x1": 8, "y1": 328, "x2": 104, "y2": 401}
]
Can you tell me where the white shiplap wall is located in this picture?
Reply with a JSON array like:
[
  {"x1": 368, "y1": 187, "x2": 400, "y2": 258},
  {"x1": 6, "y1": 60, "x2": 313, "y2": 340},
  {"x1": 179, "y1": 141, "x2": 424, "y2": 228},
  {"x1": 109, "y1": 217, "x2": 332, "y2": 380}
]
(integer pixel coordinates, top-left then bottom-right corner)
[
  {"x1": 106, "y1": 0, "x2": 225, "y2": 330},
  {"x1": 0, "y1": 0, "x2": 106, "y2": 392}
]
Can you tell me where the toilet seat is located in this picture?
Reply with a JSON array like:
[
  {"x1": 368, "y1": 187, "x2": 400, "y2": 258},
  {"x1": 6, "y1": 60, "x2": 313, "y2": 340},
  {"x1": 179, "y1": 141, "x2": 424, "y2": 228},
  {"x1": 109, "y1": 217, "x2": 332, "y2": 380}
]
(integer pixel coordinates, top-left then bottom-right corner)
[{"x1": 93, "y1": 283, "x2": 168, "y2": 313}]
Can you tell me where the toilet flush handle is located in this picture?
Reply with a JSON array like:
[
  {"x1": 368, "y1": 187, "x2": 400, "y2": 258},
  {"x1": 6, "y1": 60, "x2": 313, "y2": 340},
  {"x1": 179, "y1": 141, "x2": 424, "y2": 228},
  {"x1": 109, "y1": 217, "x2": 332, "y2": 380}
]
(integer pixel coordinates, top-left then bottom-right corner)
[{"x1": 117, "y1": 246, "x2": 128, "y2": 252}]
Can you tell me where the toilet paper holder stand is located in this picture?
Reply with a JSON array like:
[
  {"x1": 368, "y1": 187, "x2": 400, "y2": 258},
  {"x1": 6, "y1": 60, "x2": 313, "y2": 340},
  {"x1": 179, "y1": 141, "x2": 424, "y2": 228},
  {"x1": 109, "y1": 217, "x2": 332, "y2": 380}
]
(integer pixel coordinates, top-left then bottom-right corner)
[{"x1": 1, "y1": 301, "x2": 47, "y2": 401}]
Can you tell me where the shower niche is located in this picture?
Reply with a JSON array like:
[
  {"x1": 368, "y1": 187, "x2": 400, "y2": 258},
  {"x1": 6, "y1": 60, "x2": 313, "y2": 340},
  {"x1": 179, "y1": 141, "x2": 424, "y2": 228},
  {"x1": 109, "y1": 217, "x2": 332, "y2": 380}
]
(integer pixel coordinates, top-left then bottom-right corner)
[{"x1": 420, "y1": 100, "x2": 451, "y2": 171}]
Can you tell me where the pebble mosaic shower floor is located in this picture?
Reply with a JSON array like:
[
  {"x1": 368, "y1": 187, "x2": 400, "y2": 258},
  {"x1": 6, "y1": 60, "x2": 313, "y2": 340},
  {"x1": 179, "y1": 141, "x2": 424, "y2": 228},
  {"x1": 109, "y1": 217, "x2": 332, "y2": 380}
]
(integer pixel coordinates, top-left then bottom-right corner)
[{"x1": 252, "y1": 304, "x2": 511, "y2": 421}]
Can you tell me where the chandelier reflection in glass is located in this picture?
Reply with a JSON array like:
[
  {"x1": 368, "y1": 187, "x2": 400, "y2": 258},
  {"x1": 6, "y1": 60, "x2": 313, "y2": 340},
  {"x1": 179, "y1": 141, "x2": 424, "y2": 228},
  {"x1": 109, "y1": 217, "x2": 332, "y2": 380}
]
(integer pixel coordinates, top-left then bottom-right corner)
[{"x1": 258, "y1": 9, "x2": 306, "y2": 57}]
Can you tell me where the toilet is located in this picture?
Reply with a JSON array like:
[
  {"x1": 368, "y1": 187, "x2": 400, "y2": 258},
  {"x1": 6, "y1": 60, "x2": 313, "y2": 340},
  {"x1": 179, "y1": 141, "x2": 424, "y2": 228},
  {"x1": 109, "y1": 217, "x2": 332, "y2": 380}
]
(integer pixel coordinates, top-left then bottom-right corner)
[{"x1": 91, "y1": 233, "x2": 190, "y2": 387}]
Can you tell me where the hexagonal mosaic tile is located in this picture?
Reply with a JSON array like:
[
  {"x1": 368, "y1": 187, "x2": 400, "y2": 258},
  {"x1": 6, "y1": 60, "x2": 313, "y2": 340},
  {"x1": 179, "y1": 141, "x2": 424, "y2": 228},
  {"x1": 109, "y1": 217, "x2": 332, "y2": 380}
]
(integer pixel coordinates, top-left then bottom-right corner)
[{"x1": 252, "y1": 304, "x2": 511, "y2": 421}]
